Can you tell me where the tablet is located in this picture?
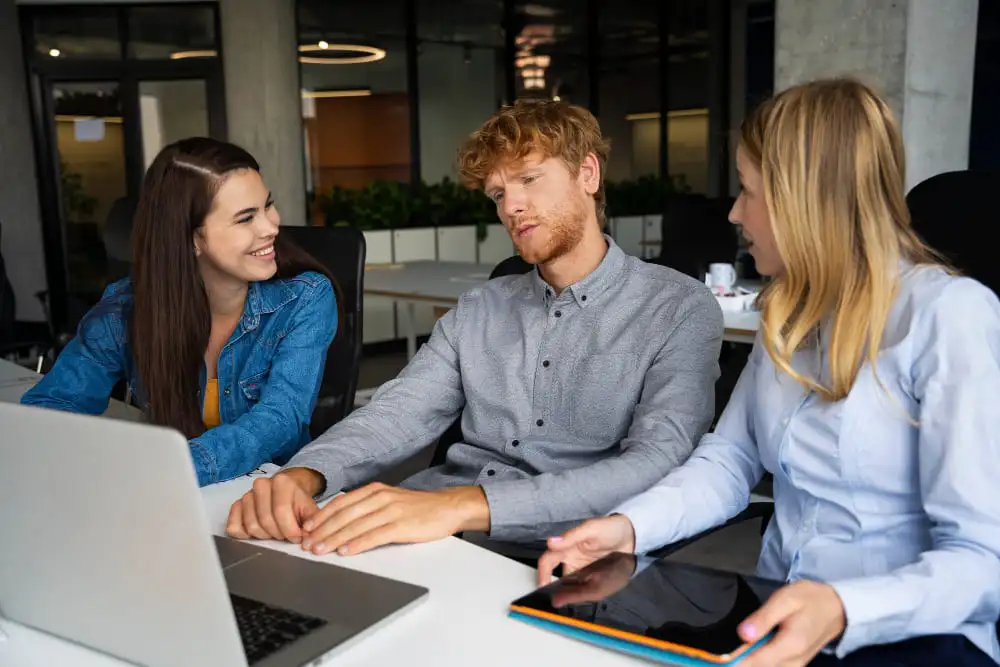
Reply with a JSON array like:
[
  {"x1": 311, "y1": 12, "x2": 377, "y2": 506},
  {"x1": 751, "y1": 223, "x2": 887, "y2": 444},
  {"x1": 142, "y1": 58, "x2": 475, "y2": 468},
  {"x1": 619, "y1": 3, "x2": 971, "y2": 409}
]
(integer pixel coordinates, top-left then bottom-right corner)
[{"x1": 510, "y1": 553, "x2": 783, "y2": 664}]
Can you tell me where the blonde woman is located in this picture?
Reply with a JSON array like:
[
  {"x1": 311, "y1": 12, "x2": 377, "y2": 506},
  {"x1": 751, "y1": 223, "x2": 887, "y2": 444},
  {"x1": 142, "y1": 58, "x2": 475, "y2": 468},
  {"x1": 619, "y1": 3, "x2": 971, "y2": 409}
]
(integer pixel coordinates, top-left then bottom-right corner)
[{"x1": 538, "y1": 79, "x2": 1000, "y2": 667}]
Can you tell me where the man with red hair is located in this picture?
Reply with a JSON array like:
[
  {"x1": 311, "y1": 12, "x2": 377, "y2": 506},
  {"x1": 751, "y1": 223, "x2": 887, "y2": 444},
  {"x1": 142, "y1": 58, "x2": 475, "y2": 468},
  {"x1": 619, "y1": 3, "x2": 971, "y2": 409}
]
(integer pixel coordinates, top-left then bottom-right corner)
[{"x1": 227, "y1": 99, "x2": 723, "y2": 563}]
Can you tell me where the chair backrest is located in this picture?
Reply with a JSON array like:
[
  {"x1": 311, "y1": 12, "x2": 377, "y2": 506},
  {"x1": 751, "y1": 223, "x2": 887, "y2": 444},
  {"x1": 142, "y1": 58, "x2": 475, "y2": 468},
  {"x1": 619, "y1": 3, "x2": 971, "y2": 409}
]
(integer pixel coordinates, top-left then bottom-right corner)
[
  {"x1": 906, "y1": 169, "x2": 1000, "y2": 296},
  {"x1": 655, "y1": 194, "x2": 739, "y2": 279},
  {"x1": 0, "y1": 222, "x2": 17, "y2": 347},
  {"x1": 279, "y1": 226, "x2": 366, "y2": 438},
  {"x1": 429, "y1": 254, "x2": 533, "y2": 468},
  {"x1": 102, "y1": 196, "x2": 137, "y2": 283}
]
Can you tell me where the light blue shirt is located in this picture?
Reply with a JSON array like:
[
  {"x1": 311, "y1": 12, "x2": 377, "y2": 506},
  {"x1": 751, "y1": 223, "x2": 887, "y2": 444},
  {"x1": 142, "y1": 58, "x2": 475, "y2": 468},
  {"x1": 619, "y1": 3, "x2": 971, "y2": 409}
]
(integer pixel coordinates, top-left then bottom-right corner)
[{"x1": 615, "y1": 264, "x2": 1000, "y2": 661}]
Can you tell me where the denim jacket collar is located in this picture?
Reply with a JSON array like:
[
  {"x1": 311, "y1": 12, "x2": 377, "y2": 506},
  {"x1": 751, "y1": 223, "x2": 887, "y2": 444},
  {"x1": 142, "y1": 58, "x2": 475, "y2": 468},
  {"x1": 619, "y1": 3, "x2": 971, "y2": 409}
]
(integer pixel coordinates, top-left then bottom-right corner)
[{"x1": 241, "y1": 279, "x2": 297, "y2": 332}]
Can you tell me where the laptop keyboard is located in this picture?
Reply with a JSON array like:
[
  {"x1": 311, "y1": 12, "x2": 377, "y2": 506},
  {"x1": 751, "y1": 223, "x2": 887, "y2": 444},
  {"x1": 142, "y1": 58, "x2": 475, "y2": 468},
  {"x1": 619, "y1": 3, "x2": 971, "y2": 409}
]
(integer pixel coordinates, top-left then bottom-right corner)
[{"x1": 230, "y1": 593, "x2": 327, "y2": 665}]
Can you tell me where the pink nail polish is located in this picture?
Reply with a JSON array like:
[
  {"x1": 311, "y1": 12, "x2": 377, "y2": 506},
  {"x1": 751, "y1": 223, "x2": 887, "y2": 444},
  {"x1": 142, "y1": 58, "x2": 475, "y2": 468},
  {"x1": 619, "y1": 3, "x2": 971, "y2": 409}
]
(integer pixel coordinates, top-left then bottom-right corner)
[{"x1": 739, "y1": 622, "x2": 757, "y2": 640}]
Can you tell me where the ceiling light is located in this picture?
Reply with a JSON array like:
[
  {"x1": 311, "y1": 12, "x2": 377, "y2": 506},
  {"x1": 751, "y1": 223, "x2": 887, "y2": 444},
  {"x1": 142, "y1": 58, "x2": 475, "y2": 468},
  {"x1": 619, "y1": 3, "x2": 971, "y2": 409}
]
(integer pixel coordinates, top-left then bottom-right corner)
[
  {"x1": 170, "y1": 49, "x2": 217, "y2": 60},
  {"x1": 298, "y1": 43, "x2": 386, "y2": 65},
  {"x1": 625, "y1": 109, "x2": 709, "y2": 121},
  {"x1": 552, "y1": 95, "x2": 561, "y2": 102},
  {"x1": 301, "y1": 89, "x2": 372, "y2": 99},
  {"x1": 49, "y1": 48, "x2": 61, "y2": 57},
  {"x1": 318, "y1": 40, "x2": 329, "y2": 50}
]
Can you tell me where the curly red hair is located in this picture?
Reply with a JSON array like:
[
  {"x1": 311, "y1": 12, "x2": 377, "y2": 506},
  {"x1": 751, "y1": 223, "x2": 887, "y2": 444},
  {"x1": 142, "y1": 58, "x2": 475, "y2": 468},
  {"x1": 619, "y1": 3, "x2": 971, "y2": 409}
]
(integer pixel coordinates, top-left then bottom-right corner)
[{"x1": 456, "y1": 99, "x2": 611, "y2": 223}]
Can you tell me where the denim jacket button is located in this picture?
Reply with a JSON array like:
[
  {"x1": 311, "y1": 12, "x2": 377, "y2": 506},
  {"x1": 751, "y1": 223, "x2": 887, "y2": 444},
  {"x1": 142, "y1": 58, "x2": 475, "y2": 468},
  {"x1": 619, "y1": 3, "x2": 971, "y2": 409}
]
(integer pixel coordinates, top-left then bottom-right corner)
[{"x1": 223, "y1": 387, "x2": 231, "y2": 396}]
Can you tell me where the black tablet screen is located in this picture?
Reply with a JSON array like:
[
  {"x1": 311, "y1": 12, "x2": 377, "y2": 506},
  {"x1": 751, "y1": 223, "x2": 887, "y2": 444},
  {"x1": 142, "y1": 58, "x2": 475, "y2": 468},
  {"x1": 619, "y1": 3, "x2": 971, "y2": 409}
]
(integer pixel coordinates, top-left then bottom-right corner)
[{"x1": 511, "y1": 553, "x2": 783, "y2": 658}]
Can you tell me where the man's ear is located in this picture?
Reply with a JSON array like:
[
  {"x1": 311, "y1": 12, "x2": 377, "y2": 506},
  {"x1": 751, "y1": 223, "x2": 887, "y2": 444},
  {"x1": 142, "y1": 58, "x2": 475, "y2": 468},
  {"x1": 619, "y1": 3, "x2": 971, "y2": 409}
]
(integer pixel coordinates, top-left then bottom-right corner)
[{"x1": 579, "y1": 152, "x2": 601, "y2": 195}]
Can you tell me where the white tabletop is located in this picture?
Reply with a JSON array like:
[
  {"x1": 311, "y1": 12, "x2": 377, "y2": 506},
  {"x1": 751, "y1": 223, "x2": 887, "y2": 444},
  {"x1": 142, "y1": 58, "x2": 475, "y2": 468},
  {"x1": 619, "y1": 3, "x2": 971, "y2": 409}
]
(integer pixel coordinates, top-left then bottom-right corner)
[
  {"x1": 365, "y1": 261, "x2": 761, "y2": 341},
  {"x1": 1, "y1": 467, "x2": 643, "y2": 667},
  {"x1": 364, "y1": 261, "x2": 494, "y2": 306},
  {"x1": 0, "y1": 359, "x2": 143, "y2": 422}
]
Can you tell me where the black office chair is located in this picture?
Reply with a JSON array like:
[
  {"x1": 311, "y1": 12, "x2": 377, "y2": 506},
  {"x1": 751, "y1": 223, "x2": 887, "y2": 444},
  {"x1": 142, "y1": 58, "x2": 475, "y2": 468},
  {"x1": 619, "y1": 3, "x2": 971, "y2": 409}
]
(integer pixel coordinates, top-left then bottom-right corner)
[
  {"x1": 1, "y1": 222, "x2": 18, "y2": 353},
  {"x1": 280, "y1": 226, "x2": 365, "y2": 438},
  {"x1": 907, "y1": 170, "x2": 1000, "y2": 296},
  {"x1": 103, "y1": 196, "x2": 137, "y2": 283},
  {"x1": 653, "y1": 194, "x2": 739, "y2": 280},
  {"x1": 430, "y1": 254, "x2": 533, "y2": 467},
  {"x1": 0, "y1": 221, "x2": 60, "y2": 362}
]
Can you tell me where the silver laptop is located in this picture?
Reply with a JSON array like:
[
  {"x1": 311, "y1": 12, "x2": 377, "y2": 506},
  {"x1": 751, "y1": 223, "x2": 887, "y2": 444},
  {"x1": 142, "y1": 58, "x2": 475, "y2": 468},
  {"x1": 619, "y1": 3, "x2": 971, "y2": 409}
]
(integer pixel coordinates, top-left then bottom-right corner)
[{"x1": 0, "y1": 402, "x2": 428, "y2": 667}]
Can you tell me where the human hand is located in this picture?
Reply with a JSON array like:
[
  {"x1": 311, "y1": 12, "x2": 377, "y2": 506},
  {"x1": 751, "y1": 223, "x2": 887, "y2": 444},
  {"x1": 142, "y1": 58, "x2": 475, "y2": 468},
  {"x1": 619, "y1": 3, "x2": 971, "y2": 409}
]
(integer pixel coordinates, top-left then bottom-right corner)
[
  {"x1": 225, "y1": 467, "x2": 323, "y2": 543},
  {"x1": 537, "y1": 514, "x2": 637, "y2": 586},
  {"x1": 738, "y1": 580, "x2": 846, "y2": 667},
  {"x1": 299, "y1": 483, "x2": 490, "y2": 556}
]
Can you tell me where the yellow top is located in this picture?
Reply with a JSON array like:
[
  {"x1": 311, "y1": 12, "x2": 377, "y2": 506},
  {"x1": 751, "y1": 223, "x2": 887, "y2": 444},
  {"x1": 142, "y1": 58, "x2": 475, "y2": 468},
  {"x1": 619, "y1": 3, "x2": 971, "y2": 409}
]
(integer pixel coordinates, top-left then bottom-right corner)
[{"x1": 203, "y1": 379, "x2": 222, "y2": 429}]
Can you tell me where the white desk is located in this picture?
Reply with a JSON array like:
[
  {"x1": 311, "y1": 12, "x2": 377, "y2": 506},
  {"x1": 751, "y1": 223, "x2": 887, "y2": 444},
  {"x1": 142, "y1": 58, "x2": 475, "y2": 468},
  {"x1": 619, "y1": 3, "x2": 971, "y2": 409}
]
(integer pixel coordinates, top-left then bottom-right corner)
[
  {"x1": 365, "y1": 261, "x2": 760, "y2": 356},
  {"x1": 365, "y1": 261, "x2": 494, "y2": 359},
  {"x1": 1, "y1": 470, "x2": 644, "y2": 667},
  {"x1": 0, "y1": 358, "x2": 143, "y2": 421}
]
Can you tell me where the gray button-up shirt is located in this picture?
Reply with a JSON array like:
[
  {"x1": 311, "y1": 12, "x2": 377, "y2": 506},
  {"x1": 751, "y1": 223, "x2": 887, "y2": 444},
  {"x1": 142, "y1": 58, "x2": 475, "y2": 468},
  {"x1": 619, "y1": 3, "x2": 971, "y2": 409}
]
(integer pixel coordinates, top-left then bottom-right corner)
[{"x1": 287, "y1": 239, "x2": 723, "y2": 542}]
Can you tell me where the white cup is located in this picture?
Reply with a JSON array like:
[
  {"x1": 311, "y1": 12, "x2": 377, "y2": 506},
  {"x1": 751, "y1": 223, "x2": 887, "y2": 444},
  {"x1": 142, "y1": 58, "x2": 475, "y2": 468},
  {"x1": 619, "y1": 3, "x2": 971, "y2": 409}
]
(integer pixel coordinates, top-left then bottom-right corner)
[{"x1": 707, "y1": 263, "x2": 737, "y2": 293}]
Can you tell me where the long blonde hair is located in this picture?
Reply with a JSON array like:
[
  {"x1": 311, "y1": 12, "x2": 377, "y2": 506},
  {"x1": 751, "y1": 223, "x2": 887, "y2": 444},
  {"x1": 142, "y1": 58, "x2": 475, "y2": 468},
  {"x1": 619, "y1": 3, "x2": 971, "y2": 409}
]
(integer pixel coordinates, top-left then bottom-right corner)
[{"x1": 742, "y1": 79, "x2": 938, "y2": 401}]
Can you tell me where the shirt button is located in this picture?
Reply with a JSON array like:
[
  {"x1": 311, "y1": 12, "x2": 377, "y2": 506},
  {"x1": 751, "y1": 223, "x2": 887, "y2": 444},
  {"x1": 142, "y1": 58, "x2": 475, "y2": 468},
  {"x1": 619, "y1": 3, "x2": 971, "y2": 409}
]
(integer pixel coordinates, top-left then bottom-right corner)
[
  {"x1": 536, "y1": 419, "x2": 544, "y2": 427},
  {"x1": 554, "y1": 311, "x2": 562, "y2": 318},
  {"x1": 486, "y1": 469, "x2": 496, "y2": 477},
  {"x1": 223, "y1": 387, "x2": 231, "y2": 396},
  {"x1": 542, "y1": 360, "x2": 550, "y2": 368},
  {"x1": 511, "y1": 439, "x2": 520, "y2": 447},
  {"x1": 581, "y1": 295, "x2": 587, "y2": 302}
]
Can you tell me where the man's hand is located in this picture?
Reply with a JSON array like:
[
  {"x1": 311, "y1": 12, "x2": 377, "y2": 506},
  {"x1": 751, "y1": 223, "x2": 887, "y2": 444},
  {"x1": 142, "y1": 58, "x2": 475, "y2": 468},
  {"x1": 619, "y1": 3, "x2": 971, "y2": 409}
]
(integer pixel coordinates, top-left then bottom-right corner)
[
  {"x1": 537, "y1": 515, "x2": 637, "y2": 586},
  {"x1": 738, "y1": 580, "x2": 846, "y2": 667},
  {"x1": 225, "y1": 468, "x2": 324, "y2": 543},
  {"x1": 300, "y1": 483, "x2": 490, "y2": 556}
]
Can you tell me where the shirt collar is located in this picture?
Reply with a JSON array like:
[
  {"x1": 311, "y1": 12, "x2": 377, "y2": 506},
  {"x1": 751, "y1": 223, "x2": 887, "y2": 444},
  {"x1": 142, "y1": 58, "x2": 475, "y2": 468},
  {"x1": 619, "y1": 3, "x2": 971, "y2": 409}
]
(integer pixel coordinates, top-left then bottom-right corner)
[
  {"x1": 241, "y1": 278, "x2": 296, "y2": 331},
  {"x1": 531, "y1": 235, "x2": 626, "y2": 308}
]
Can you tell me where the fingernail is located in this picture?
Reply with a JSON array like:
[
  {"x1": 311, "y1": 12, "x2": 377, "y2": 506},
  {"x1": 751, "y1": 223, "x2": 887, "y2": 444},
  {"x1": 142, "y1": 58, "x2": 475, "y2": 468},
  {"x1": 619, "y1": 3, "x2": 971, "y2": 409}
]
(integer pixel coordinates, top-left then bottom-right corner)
[
  {"x1": 739, "y1": 622, "x2": 757, "y2": 640},
  {"x1": 338, "y1": 545, "x2": 349, "y2": 556},
  {"x1": 291, "y1": 537, "x2": 301, "y2": 544},
  {"x1": 303, "y1": 521, "x2": 313, "y2": 531},
  {"x1": 314, "y1": 543, "x2": 328, "y2": 555},
  {"x1": 302, "y1": 539, "x2": 312, "y2": 549},
  {"x1": 549, "y1": 536, "x2": 563, "y2": 543}
]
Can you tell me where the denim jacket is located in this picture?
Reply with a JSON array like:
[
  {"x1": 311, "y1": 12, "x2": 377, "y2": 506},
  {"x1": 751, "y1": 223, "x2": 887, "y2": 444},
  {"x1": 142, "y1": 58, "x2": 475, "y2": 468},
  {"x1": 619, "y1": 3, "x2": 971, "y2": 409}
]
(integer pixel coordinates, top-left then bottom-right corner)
[{"x1": 21, "y1": 272, "x2": 338, "y2": 486}]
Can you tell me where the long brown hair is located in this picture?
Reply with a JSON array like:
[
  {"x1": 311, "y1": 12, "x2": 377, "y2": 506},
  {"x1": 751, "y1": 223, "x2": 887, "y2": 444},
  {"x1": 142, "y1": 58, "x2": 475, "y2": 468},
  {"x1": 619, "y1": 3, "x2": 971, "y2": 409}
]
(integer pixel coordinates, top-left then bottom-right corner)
[{"x1": 130, "y1": 137, "x2": 334, "y2": 438}]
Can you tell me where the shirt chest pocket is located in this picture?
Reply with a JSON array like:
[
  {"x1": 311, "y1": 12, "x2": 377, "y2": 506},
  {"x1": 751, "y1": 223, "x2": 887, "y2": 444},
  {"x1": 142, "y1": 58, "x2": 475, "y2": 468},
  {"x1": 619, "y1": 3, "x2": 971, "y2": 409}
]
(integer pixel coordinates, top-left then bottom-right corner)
[
  {"x1": 560, "y1": 353, "x2": 641, "y2": 443},
  {"x1": 239, "y1": 370, "x2": 269, "y2": 404}
]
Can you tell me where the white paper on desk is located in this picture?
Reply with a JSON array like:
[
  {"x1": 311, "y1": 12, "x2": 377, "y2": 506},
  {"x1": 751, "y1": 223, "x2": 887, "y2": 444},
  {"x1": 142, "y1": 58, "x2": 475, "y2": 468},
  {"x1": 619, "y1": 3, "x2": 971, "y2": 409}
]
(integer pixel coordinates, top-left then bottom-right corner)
[{"x1": 74, "y1": 118, "x2": 105, "y2": 142}]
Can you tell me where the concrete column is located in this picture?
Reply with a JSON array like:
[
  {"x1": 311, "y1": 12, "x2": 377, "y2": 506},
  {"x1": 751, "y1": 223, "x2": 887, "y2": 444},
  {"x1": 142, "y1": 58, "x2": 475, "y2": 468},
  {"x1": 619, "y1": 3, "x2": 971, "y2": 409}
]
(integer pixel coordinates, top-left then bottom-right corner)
[
  {"x1": 0, "y1": 0, "x2": 47, "y2": 322},
  {"x1": 219, "y1": 0, "x2": 307, "y2": 225},
  {"x1": 775, "y1": 0, "x2": 979, "y2": 191}
]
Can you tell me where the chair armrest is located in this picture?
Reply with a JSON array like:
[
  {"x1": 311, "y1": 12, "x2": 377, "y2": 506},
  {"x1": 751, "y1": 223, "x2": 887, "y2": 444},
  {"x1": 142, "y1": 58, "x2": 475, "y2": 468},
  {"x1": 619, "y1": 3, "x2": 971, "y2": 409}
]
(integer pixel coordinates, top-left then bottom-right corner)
[{"x1": 646, "y1": 501, "x2": 775, "y2": 559}]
